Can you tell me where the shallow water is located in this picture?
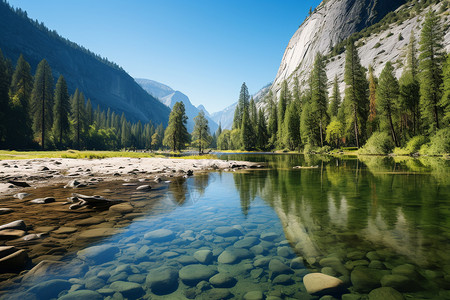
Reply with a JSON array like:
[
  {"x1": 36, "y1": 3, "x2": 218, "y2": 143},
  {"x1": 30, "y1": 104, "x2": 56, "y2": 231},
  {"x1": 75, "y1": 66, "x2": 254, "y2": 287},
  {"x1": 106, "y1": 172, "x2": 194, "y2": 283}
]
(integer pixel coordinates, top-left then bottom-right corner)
[{"x1": 1, "y1": 154, "x2": 450, "y2": 299}]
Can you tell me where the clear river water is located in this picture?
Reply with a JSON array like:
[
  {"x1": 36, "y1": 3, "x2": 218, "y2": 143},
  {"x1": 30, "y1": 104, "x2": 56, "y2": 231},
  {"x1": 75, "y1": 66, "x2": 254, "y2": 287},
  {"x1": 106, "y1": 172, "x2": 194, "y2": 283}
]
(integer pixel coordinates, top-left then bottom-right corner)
[{"x1": 1, "y1": 154, "x2": 450, "y2": 300}]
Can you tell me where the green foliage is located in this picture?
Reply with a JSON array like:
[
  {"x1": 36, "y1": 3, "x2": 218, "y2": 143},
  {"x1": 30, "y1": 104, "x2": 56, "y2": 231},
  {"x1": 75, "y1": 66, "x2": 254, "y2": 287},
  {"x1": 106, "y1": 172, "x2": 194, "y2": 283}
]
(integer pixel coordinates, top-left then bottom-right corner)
[
  {"x1": 394, "y1": 135, "x2": 428, "y2": 155},
  {"x1": 360, "y1": 131, "x2": 394, "y2": 155},
  {"x1": 277, "y1": 80, "x2": 291, "y2": 148},
  {"x1": 328, "y1": 75, "x2": 340, "y2": 118},
  {"x1": 419, "y1": 10, "x2": 445, "y2": 133},
  {"x1": 283, "y1": 102, "x2": 300, "y2": 151},
  {"x1": 441, "y1": 54, "x2": 450, "y2": 125},
  {"x1": 70, "y1": 89, "x2": 86, "y2": 149},
  {"x1": 256, "y1": 108, "x2": 269, "y2": 150},
  {"x1": 326, "y1": 118, "x2": 344, "y2": 148},
  {"x1": 163, "y1": 101, "x2": 189, "y2": 152},
  {"x1": 241, "y1": 107, "x2": 255, "y2": 150},
  {"x1": 420, "y1": 128, "x2": 450, "y2": 155},
  {"x1": 310, "y1": 53, "x2": 329, "y2": 147},
  {"x1": 192, "y1": 111, "x2": 211, "y2": 153},
  {"x1": 52, "y1": 75, "x2": 70, "y2": 148},
  {"x1": 233, "y1": 82, "x2": 250, "y2": 129},
  {"x1": 217, "y1": 129, "x2": 231, "y2": 150},
  {"x1": 0, "y1": 49, "x2": 11, "y2": 147},
  {"x1": 31, "y1": 59, "x2": 53, "y2": 149}
]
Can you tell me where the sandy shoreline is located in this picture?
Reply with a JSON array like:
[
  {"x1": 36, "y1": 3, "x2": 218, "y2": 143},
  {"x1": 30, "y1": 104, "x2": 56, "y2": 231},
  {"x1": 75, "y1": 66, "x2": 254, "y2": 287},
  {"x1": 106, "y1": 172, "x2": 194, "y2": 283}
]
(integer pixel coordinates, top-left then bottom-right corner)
[{"x1": 0, "y1": 157, "x2": 261, "y2": 197}]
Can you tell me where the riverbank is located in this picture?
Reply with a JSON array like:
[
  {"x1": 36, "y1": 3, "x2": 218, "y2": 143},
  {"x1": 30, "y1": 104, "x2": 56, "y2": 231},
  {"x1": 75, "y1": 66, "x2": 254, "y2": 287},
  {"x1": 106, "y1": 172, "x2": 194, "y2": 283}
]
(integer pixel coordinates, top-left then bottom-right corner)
[{"x1": 0, "y1": 156, "x2": 261, "y2": 197}]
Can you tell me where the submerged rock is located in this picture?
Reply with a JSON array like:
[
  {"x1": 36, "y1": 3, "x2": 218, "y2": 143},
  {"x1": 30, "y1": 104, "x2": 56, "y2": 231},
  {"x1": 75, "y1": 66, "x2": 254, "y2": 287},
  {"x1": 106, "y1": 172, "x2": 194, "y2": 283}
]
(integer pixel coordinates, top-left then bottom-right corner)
[
  {"x1": 194, "y1": 249, "x2": 213, "y2": 264},
  {"x1": 351, "y1": 267, "x2": 386, "y2": 293},
  {"x1": 27, "y1": 279, "x2": 71, "y2": 299},
  {"x1": 109, "y1": 281, "x2": 144, "y2": 299},
  {"x1": 209, "y1": 273, "x2": 236, "y2": 288},
  {"x1": 303, "y1": 273, "x2": 344, "y2": 294},
  {"x1": 0, "y1": 247, "x2": 28, "y2": 272},
  {"x1": 77, "y1": 244, "x2": 119, "y2": 264},
  {"x1": 146, "y1": 266, "x2": 179, "y2": 295},
  {"x1": 368, "y1": 287, "x2": 404, "y2": 300},
  {"x1": 58, "y1": 290, "x2": 103, "y2": 300},
  {"x1": 179, "y1": 264, "x2": 217, "y2": 286},
  {"x1": 214, "y1": 226, "x2": 242, "y2": 237},
  {"x1": 244, "y1": 290, "x2": 264, "y2": 300},
  {"x1": 143, "y1": 229, "x2": 175, "y2": 242}
]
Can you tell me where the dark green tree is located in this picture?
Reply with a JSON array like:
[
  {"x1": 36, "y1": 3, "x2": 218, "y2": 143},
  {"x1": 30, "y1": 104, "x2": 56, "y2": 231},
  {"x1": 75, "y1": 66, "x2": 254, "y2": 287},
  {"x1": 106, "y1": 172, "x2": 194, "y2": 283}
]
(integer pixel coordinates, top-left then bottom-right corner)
[
  {"x1": 249, "y1": 97, "x2": 257, "y2": 129},
  {"x1": 376, "y1": 62, "x2": 400, "y2": 147},
  {"x1": 419, "y1": 10, "x2": 444, "y2": 133},
  {"x1": 85, "y1": 99, "x2": 93, "y2": 127},
  {"x1": 0, "y1": 50, "x2": 11, "y2": 146},
  {"x1": 163, "y1": 101, "x2": 189, "y2": 151},
  {"x1": 367, "y1": 65, "x2": 378, "y2": 135},
  {"x1": 192, "y1": 110, "x2": 211, "y2": 154},
  {"x1": 31, "y1": 59, "x2": 53, "y2": 149},
  {"x1": 52, "y1": 75, "x2": 70, "y2": 148},
  {"x1": 241, "y1": 106, "x2": 255, "y2": 150},
  {"x1": 283, "y1": 101, "x2": 301, "y2": 150},
  {"x1": 441, "y1": 54, "x2": 450, "y2": 125},
  {"x1": 310, "y1": 53, "x2": 329, "y2": 147},
  {"x1": 256, "y1": 108, "x2": 269, "y2": 150},
  {"x1": 277, "y1": 80, "x2": 291, "y2": 147},
  {"x1": 343, "y1": 39, "x2": 369, "y2": 148},
  {"x1": 8, "y1": 54, "x2": 33, "y2": 148},
  {"x1": 233, "y1": 82, "x2": 250, "y2": 129},
  {"x1": 266, "y1": 90, "x2": 278, "y2": 148},
  {"x1": 328, "y1": 75, "x2": 340, "y2": 118},
  {"x1": 71, "y1": 89, "x2": 85, "y2": 149}
]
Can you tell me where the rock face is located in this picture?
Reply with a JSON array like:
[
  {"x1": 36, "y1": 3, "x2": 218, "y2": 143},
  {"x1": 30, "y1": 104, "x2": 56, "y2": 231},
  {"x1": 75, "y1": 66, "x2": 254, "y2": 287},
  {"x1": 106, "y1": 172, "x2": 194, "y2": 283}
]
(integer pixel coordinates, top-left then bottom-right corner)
[{"x1": 272, "y1": 0, "x2": 406, "y2": 94}]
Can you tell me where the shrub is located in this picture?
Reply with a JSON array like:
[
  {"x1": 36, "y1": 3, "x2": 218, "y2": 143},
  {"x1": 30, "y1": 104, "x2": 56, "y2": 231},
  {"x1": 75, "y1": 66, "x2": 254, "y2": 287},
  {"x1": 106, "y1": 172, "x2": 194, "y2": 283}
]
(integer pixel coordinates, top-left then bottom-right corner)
[
  {"x1": 360, "y1": 132, "x2": 394, "y2": 155},
  {"x1": 420, "y1": 128, "x2": 450, "y2": 156}
]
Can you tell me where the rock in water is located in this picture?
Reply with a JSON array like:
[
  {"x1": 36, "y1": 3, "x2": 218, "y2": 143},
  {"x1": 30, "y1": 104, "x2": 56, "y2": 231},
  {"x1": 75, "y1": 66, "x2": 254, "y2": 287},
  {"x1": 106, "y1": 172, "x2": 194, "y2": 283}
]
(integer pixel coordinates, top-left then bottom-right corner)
[
  {"x1": 303, "y1": 273, "x2": 344, "y2": 294},
  {"x1": 109, "y1": 281, "x2": 144, "y2": 299},
  {"x1": 194, "y1": 249, "x2": 213, "y2": 264},
  {"x1": 27, "y1": 279, "x2": 71, "y2": 299},
  {"x1": 143, "y1": 229, "x2": 175, "y2": 242},
  {"x1": 214, "y1": 226, "x2": 241, "y2": 237},
  {"x1": 0, "y1": 248, "x2": 28, "y2": 272},
  {"x1": 58, "y1": 290, "x2": 103, "y2": 300},
  {"x1": 351, "y1": 267, "x2": 386, "y2": 293},
  {"x1": 146, "y1": 266, "x2": 179, "y2": 295},
  {"x1": 136, "y1": 185, "x2": 152, "y2": 191},
  {"x1": 179, "y1": 264, "x2": 217, "y2": 286},
  {"x1": 0, "y1": 220, "x2": 26, "y2": 231},
  {"x1": 13, "y1": 193, "x2": 30, "y2": 199},
  {"x1": 209, "y1": 273, "x2": 236, "y2": 288},
  {"x1": 368, "y1": 287, "x2": 404, "y2": 300},
  {"x1": 77, "y1": 245, "x2": 119, "y2": 264},
  {"x1": 30, "y1": 197, "x2": 55, "y2": 204}
]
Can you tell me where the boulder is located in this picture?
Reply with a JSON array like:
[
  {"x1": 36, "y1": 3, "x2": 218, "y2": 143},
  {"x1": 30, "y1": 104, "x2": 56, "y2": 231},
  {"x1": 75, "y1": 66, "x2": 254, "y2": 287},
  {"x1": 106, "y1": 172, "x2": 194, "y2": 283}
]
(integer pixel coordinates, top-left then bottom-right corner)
[
  {"x1": 27, "y1": 279, "x2": 71, "y2": 299},
  {"x1": 0, "y1": 220, "x2": 26, "y2": 231},
  {"x1": 244, "y1": 290, "x2": 264, "y2": 300},
  {"x1": 380, "y1": 274, "x2": 417, "y2": 292},
  {"x1": 77, "y1": 244, "x2": 119, "y2": 264},
  {"x1": 269, "y1": 259, "x2": 293, "y2": 279},
  {"x1": 143, "y1": 229, "x2": 175, "y2": 242},
  {"x1": 0, "y1": 229, "x2": 26, "y2": 240},
  {"x1": 109, "y1": 281, "x2": 144, "y2": 299},
  {"x1": 146, "y1": 266, "x2": 178, "y2": 295},
  {"x1": 218, "y1": 248, "x2": 252, "y2": 264},
  {"x1": 58, "y1": 290, "x2": 103, "y2": 300},
  {"x1": 30, "y1": 197, "x2": 55, "y2": 204},
  {"x1": 272, "y1": 274, "x2": 295, "y2": 285},
  {"x1": 209, "y1": 273, "x2": 236, "y2": 288},
  {"x1": 214, "y1": 226, "x2": 242, "y2": 237},
  {"x1": 194, "y1": 249, "x2": 213, "y2": 264},
  {"x1": 351, "y1": 267, "x2": 386, "y2": 293},
  {"x1": 179, "y1": 264, "x2": 217, "y2": 286},
  {"x1": 303, "y1": 273, "x2": 344, "y2": 294},
  {"x1": 368, "y1": 287, "x2": 404, "y2": 300},
  {"x1": 0, "y1": 248, "x2": 28, "y2": 272},
  {"x1": 136, "y1": 185, "x2": 151, "y2": 191},
  {"x1": 109, "y1": 203, "x2": 134, "y2": 214}
]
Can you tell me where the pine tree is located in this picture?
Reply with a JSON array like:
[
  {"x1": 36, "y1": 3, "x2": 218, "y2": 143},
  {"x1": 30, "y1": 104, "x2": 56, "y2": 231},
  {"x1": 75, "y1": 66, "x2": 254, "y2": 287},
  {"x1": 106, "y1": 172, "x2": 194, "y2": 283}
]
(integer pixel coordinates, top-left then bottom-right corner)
[
  {"x1": 277, "y1": 80, "x2": 291, "y2": 148},
  {"x1": 241, "y1": 106, "x2": 255, "y2": 150},
  {"x1": 71, "y1": 89, "x2": 85, "y2": 149},
  {"x1": 216, "y1": 122, "x2": 222, "y2": 137},
  {"x1": 266, "y1": 90, "x2": 278, "y2": 148},
  {"x1": 31, "y1": 59, "x2": 53, "y2": 149},
  {"x1": 85, "y1": 99, "x2": 93, "y2": 127},
  {"x1": 192, "y1": 110, "x2": 211, "y2": 154},
  {"x1": 249, "y1": 97, "x2": 257, "y2": 129},
  {"x1": 121, "y1": 120, "x2": 131, "y2": 148},
  {"x1": 310, "y1": 53, "x2": 329, "y2": 147},
  {"x1": 256, "y1": 108, "x2": 268, "y2": 150},
  {"x1": 0, "y1": 50, "x2": 12, "y2": 147},
  {"x1": 441, "y1": 54, "x2": 450, "y2": 125},
  {"x1": 233, "y1": 82, "x2": 250, "y2": 129},
  {"x1": 343, "y1": 39, "x2": 369, "y2": 148},
  {"x1": 367, "y1": 65, "x2": 378, "y2": 135},
  {"x1": 283, "y1": 102, "x2": 300, "y2": 150},
  {"x1": 163, "y1": 101, "x2": 189, "y2": 151},
  {"x1": 328, "y1": 75, "x2": 340, "y2": 118},
  {"x1": 8, "y1": 54, "x2": 33, "y2": 148},
  {"x1": 377, "y1": 62, "x2": 400, "y2": 147},
  {"x1": 52, "y1": 75, "x2": 70, "y2": 148},
  {"x1": 419, "y1": 10, "x2": 444, "y2": 133}
]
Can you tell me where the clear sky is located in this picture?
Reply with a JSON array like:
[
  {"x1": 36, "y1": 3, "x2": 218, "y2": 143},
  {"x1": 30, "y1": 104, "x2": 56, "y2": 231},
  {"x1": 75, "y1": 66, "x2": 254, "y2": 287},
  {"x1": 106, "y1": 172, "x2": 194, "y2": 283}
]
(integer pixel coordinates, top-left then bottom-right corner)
[{"x1": 8, "y1": 0, "x2": 321, "y2": 113}]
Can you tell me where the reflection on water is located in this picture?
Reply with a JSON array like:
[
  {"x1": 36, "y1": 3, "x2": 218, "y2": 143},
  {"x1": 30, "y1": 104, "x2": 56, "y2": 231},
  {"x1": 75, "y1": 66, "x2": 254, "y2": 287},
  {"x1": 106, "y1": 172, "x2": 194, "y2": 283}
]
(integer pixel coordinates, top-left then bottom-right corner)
[{"x1": 1, "y1": 154, "x2": 449, "y2": 299}]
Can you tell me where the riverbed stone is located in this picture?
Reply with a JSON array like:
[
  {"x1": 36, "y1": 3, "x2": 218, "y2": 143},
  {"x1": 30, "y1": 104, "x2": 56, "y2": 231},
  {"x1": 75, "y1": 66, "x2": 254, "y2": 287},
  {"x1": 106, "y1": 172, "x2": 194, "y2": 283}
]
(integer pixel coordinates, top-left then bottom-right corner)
[
  {"x1": 214, "y1": 226, "x2": 242, "y2": 237},
  {"x1": 0, "y1": 248, "x2": 28, "y2": 272},
  {"x1": 277, "y1": 246, "x2": 292, "y2": 258},
  {"x1": 218, "y1": 248, "x2": 252, "y2": 264},
  {"x1": 254, "y1": 257, "x2": 270, "y2": 268},
  {"x1": 269, "y1": 259, "x2": 293, "y2": 279},
  {"x1": 30, "y1": 197, "x2": 55, "y2": 204},
  {"x1": 53, "y1": 227, "x2": 78, "y2": 234},
  {"x1": 303, "y1": 273, "x2": 344, "y2": 294},
  {"x1": 179, "y1": 264, "x2": 217, "y2": 286},
  {"x1": 250, "y1": 245, "x2": 265, "y2": 255},
  {"x1": 273, "y1": 274, "x2": 295, "y2": 285},
  {"x1": 194, "y1": 249, "x2": 213, "y2": 264},
  {"x1": 244, "y1": 290, "x2": 264, "y2": 300},
  {"x1": 0, "y1": 208, "x2": 13, "y2": 215},
  {"x1": 209, "y1": 273, "x2": 236, "y2": 288},
  {"x1": 143, "y1": 229, "x2": 175, "y2": 242},
  {"x1": 368, "y1": 287, "x2": 404, "y2": 300},
  {"x1": 0, "y1": 220, "x2": 26, "y2": 231},
  {"x1": 109, "y1": 203, "x2": 134, "y2": 214},
  {"x1": 260, "y1": 232, "x2": 278, "y2": 241},
  {"x1": 109, "y1": 281, "x2": 144, "y2": 299},
  {"x1": 13, "y1": 192, "x2": 30, "y2": 199},
  {"x1": 146, "y1": 266, "x2": 178, "y2": 295},
  {"x1": 77, "y1": 228, "x2": 118, "y2": 240},
  {"x1": 27, "y1": 279, "x2": 71, "y2": 299},
  {"x1": 206, "y1": 288, "x2": 232, "y2": 300},
  {"x1": 77, "y1": 244, "x2": 119, "y2": 264},
  {"x1": 319, "y1": 257, "x2": 348, "y2": 276},
  {"x1": 380, "y1": 274, "x2": 416, "y2": 292},
  {"x1": 234, "y1": 237, "x2": 259, "y2": 248},
  {"x1": 136, "y1": 185, "x2": 151, "y2": 191},
  {"x1": 74, "y1": 217, "x2": 104, "y2": 226},
  {"x1": 84, "y1": 276, "x2": 106, "y2": 290},
  {"x1": 59, "y1": 290, "x2": 103, "y2": 300},
  {"x1": 290, "y1": 257, "x2": 304, "y2": 269},
  {"x1": 177, "y1": 255, "x2": 198, "y2": 265},
  {"x1": 392, "y1": 264, "x2": 422, "y2": 281},
  {"x1": 351, "y1": 267, "x2": 385, "y2": 293},
  {"x1": 0, "y1": 229, "x2": 25, "y2": 240}
]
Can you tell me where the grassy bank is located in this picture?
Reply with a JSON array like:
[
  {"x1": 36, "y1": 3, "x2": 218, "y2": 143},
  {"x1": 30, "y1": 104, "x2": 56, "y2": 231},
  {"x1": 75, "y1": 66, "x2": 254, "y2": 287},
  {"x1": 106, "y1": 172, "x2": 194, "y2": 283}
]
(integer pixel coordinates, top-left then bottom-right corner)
[{"x1": 0, "y1": 150, "x2": 161, "y2": 160}]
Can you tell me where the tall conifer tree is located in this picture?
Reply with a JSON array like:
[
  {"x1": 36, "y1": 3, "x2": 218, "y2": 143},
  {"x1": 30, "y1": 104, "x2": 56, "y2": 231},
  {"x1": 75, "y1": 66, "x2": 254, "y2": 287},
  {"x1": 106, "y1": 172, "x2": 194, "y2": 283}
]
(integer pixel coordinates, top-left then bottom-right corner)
[
  {"x1": 163, "y1": 101, "x2": 189, "y2": 151},
  {"x1": 71, "y1": 89, "x2": 85, "y2": 149},
  {"x1": 192, "y1": 111, "x2": 211, "y2": 154},
  {"x1": 310, "y1": 53, "x2": 328, "y2": 147},
  {"x1": 52, "y1": 75, "x2": 70, "y2": 148},
  {"x1": 31, "y1": 59, "x2": 53, "y2": 149}
]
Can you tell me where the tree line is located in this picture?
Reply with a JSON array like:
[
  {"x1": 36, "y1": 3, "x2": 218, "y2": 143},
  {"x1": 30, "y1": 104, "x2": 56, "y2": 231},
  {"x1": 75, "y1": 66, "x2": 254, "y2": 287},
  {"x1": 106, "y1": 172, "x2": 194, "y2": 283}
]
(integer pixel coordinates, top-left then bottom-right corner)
[
  {"x1": 0, "y1": 52, "x2": 163, "y2": 150},
  {"x1": 216, "y1": 9, "x2": 449, "y2": 155}
]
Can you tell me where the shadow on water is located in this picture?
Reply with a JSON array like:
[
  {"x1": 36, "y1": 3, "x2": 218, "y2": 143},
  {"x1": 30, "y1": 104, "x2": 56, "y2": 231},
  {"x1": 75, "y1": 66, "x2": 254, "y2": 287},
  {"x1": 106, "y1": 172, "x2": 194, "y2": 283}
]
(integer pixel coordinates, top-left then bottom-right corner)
[{"x1": 1, "y1": 154, "x2": 449, "y2": 299}]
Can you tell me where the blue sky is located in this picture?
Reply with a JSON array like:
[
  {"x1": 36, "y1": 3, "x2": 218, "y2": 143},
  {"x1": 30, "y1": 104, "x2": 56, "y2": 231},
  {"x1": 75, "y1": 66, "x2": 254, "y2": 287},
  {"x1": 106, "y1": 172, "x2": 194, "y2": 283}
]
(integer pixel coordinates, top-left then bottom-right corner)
[{"x1": 8, "y1": 0, "x2": 321, "y2": 113}]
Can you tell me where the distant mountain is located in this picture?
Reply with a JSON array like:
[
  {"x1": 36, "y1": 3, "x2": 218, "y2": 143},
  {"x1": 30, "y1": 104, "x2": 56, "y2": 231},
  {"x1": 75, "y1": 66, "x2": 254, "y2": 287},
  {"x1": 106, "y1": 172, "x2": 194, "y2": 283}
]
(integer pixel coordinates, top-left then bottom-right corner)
[
  {"x1": 196, "y1": 105, "x2": 211, "y2": 118},
  {"x1": 211, "y1": 83, "x2": 272, "y2": 130},
  {"x1": 0, "y1": 2, "x2": 170, "y2": 125},
  {"x1": 136, "y1": 78, "x2": 218, "y2": 134}
]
